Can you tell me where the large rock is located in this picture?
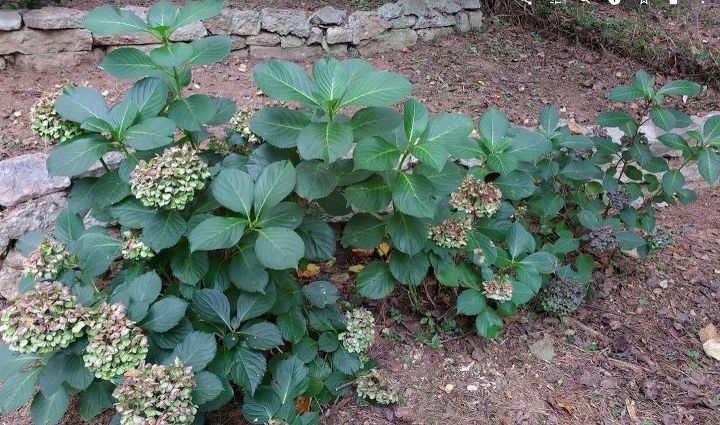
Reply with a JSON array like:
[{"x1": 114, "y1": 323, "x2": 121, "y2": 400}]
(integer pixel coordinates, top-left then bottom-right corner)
[
  {"x1": 247, "y1": 32, "x2": 280, "y2": 46},
  {"x1": 378, "y1": 3, "x2": 402, "y2": 20},
  {"x1": 0, "y1": 153, "x2": 71, "y2": 208},
  {"x1": 468, "y1": 10, "x2": 482, "y2": 30},
  {"x1": 249, "y1": 45, "x2": 322, "y2": 60},
  {"x1": 0, "y1": 249, "x2": 23, "y2": 300},
  {"x1": 15, "y1": 49, "x2": 103, "y2": 71},
  {"x1": 390, "y1": 15, "x2": 417, "y2": 29},
  {"x1": 169, "y1": 21, "x2": 207, "y2": 41},
  {"x1": 205, "y1": 9, "x2": 261, "y2": 36},
  {"x1": 22, "y1": 7, "x2": 86, "y2": 29},
  {"x1": 311, "y1": 6, "x2": 346, "y2": 26},
  {"x1": 281, "y1": 35, "x2": 305, "y2": 48},
  {"x1": 93, "y1": 32, "x2": 157, "y2": 46},
  {"x1": 397, "y1": 0, "x2": 433, "y2": 17},
  {"x1": 306, "y1": 27, "x2": 323, "y2": 45},
  {"x1": 434, "y1": 0, "x2": 462, "y2": 14},
  {"x1": 348, "y1": 11, "x2": 391, "y2": 44},
  {"x1": 358, "y1": 28, "x2": 417, "y2": 55},
  {"x1": 260, "y1": 9, "x2": 310, "y2": 37},
  {"x1": 326, "y1": 26, "x2": 352, "y2": 44},
  {"x1": 0, "y1": 192, "x2": 67, "y2": 253},
  {"x1": 415, "y1": 14, "x2": 456, "y2": 29},
  {"x1": 0, "y1": 28, "x2": 92, "y2": 54},
  {"x1": 0, "y1": 10, "x2": 22, "y2": 31},
  {"x1": 459, "y1": 0, "x2": 482, "y2": 9}
]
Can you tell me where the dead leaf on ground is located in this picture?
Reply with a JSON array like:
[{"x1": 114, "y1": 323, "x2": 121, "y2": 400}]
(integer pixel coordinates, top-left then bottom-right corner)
[
  {"x1": 376, "y1": 242, "x2": 391, "y2": 257},
  {"x1": 568, "y1": 120, "x2": 584, "y2": 135},
  {"x1": 555, "y1": 398, "x2": 576, "y2": 415},
  {"x1": 625, "y1": 398, "x2": 639, "y2": 422},
  {"x1": 699, "y1": 323, "x2": 718, "y2": 343},
  {"x1": 295, "y1": 396, "x2": 311, "y2": 413},
  {"x1": 352, "y1": 248, "x2": 374, "y2": 257},
  {"x1": 348, "y1": 264, "x2": 365, "y2": 273},
  {"x1": 296, "y1": 263, "x2": 320, "y2": 278},
  {"x1": 529, "y1": 336, "x2": 556, "y2": 362},
  {"x1": 703, "y1": 339, "x2": 720, "y2": 361}
]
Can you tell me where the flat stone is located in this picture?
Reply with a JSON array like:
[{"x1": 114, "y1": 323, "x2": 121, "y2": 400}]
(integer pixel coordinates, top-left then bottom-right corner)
[
  {"x1": 306, "y1": 27, "x2": 323, "y2": 45},
  {"x1": 247, "y1": 32, "x2": 280, "y2": 46},
  {"x1": 326, "y1": 26, "x2": 352, "y2": 44},
  {"x1": 14, "y1": 49, "x2": 103, "y2": 70},
  {"x1": 468, "y1": 10, "x2": 482, "y2": 30},
  {"x1": 0, "y1": 153, "x2": 70, "y2": 207},
  {"x1": 230, "y1": 35, "x2": 247, "y2": 50},
  {"x1": 0, "y1": 250, "x2": 23, "y2": 299},
  {"x1": 456, "y1": 12, "x2": 470, "y2": 32},
  {"x1": 310, "y1": 6, "x2": 346, "y2": 26},
  {"x1": 358, "y1": 28, "x2": 417, "y2": 55},
  {"x1": 205, "y1": 9, "x2": 261, "y2": 36},
  {"x1": 0, "y1": 192, "x2": 67, "y2": 253},
  {"x1": 459, "y1": 0, "x2": 482, "y2": 9},
  {"x1": 415, "y1": 14, "x2": 456, "y2": 29},
  {"x1": 260, "y1": 8, "x2": 310, "y2": 37},
  {"x1": 434, "y1": 0, "x2": 462, "y2": 14},
  {"x1": 78, "y1": 152, "x2": 124, "y2": 178},
  {"x1": 348, "y1": 11, "x2": 391, "y2": 44},
  {"x1": 0, "y1": 28, "x2": 92, "y2": 54},
  {"x1": 416, "y1": 26, "x2": 455, "y2": 42},
  {"x1": 22, "y1": 7, "x2": 85, "y2": 29},
  {"x1": 0, "y1": 10, "x2": 22, "y2": 31},
  {"x1": 378, "y1": 3, "x2": 402, "y2": 20},
  {"x1": 93, "y1": 32, "x2": 157, "y2": 46},
  {"x1": 249, "y1": 45, "x2": 322, "y2": 60},
  {"x1": 390, "y1": 15, "x2": 417, "y2": 29},
  {"x1": 325, "y1": 43, "x2": 349, "y2": 57},
  {"x1": 170, "y1": 21, "x2": 207, "y2": 41},
  {"x1": 230, "y1": 48, "x2": 249, "y2": 59},
  {"x1": 107, "y1": 44, "x2": 163, "y2": 54},
  {"x1": 281, "y1": 35, "x2": 305, "y2": 48},
  {"x1": 397, "y1": 0, "x2": 433, "y2": 17}
]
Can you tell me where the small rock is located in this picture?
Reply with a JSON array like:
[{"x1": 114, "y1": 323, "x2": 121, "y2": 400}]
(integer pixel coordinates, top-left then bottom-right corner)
[
  {"x1": 0, "y1": 10, "x2": 22, "y2": 31},
  {"x1": 466, "y1": 384, "x2": 479, "y2": 391},
  {"x1": 443, "y1": 383, "x2": 454, "y2": 393},
  {"x1": 529, "y1": 336, "x2": 556, "y2": 362}
]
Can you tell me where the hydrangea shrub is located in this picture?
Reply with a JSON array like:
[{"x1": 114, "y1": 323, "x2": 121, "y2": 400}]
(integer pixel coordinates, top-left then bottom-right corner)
[{"x1": 1, "y1": 0, "x2": 718, "y2": 423}]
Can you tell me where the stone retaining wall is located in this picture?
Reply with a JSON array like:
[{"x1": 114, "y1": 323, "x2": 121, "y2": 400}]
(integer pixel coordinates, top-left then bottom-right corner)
[{"x1": 0, "y1": 0, "x2": 483, "y2": 71}]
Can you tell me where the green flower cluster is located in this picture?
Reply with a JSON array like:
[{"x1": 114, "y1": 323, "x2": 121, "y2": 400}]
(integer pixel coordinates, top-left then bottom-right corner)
[
  {"x1": 129, "y1": 146, "x2": 210, "y2": 211},
  {"x1": 121, "y1": 231, "x2": 154, "y2": 261},
  {"x1": 483, "y1": 275, "x2": 513, "y2": 302},
  {"x1": 450, "y1": 176, "x2": 502, "y2": 218},
  {"x1": 113, "y1": 358, "x2": 197, "y2": 425},
  {"x1": 0, "y1": 282, "x2": 87, "y2": 354},
  {"x1": 647, "y1": 227, "x2": 673, "y2": 251},
  {"x1": 540, "y1": 278, "x2": 585, "y2": 316},
  {"x1": 30, "y1": 84, "x2": 83, "y2": 144},
  {"x1": 84, "y1": 303, "x2": 148, "y2": 381},
  {"x1": 338, "y1": 308, "x2": 375, "y2": 354},
  {"x1": 355, "y1": 369, "x2": 399, "y2": 405},
  {"x1": 588, "y1": 226, "x2": 617, "y2": 254},
  {"x1": 22, "y1": 238, "x2": 76, "y2": 281},
  {"x1": 428, "y1": 217, "x2": 473, "y2": 249},
  {"x1": 229, "y1": 107, "x2": 261, "y2": 144}
]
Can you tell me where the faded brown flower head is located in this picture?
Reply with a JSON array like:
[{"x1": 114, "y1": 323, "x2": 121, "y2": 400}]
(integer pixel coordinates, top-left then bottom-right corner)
[
  {"x1": 428, "y1": 217, "x2": 473, "y2": 249},
  {"x1": 355, "y1": 368, "x2": 399, "y2": 405},
  {"x1": 30, "y1": 84, "x2": 83, "y2": 144},
  {"x1": 450, "y1": 176, "x2": 502, "y2": 218},
  {"x1": 230, "y1": 107, "x2": 261, "y2": 145},
  {"x1": 339, "y1": 308, "x2": 375, "y2": 354},
  {"x1": 113, "y1": 358, "x2": 197, "y2": 425},
  {"x1": 130, "y1": 145, "x2": 209, "y2": 211},
  {"x1": 22, "y1": 238, "x2": 76, "y2": 282},
  {"x1": 84, "y1": 303, "x2": 148, "y2": 381},
  {"x1": 0, "y1": 282, "x2": 87, "y2": 354},
  {"x1": 483, "y1": 275, "x2": 513, "y2": 302},
  {"x1": 121, "y1": 231, "x2": 154, "y2": 261}
]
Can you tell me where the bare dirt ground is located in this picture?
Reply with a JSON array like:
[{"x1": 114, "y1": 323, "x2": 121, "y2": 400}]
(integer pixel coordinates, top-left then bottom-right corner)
[{"x1": 1, "y1": 19, "x2": 719, "y2": 425}]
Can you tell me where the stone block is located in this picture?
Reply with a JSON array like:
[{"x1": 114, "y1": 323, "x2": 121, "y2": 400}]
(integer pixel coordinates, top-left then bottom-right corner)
[
  {"x1": 281, "y1": 35, "x2": 305, "y2": 48},
  {"x1": 0, "y1": 28, "x2": 92, "y2": 54},
  {"x1": 260, "y1": 8, "x2": 310, "y2": 37},
  {"x1": 230, "y1": 35, "x2": 247, "y2": 50},
  {"x1": 459, "y1": 0, "x2": 482, "y2": 10},
  {"x1": 348, "y1": 11, "x2": 391, "y2": 44},
  {"x1": 311, "y1": 6, "x2": 346, "y2": 26},
  {"x1": 249, "y1": 45, "x2": 322, "y2": 60},
  {"x1": 378, "y1": 3, "x2": 402, "y2": 20},
  {"x1": 0, "y1": 153, "x2": 71, "y2": 207},
  {"x1": 0, "y1": 249, "x2": 23, "y2": 299},
  {"x1": 325, "y1": 43, "x2": 349, "y2": 57},
  {"x1": 358, "y1": 28, "x2": 417, "y2": 55},
  {"x1": 416, "y1": 27, "x2": 455, "y2": 42},
  {"x1": 326, "y1": 26, "x2": 352, "y2": 44},
  {"x1": 14, "y1": 49, "x2": 104, "y2": 71},
  {"x1": 456, "y1": 12, "x2": 470, "y2": 33},
  {"x1": 0, "y1": 10, "x2": 22, "y2": 31},
  {"x1": 22, "y1": 7, "x2": 85, "y2": 29},
  {"x1": 468, "y1": 10, "x2": 482, "y2": 30},
  {"x1": 306, "y1": 27, "x2": 323, "y2": 45},
  {"x1": 414, "y1": 14, "x2": 456, "y2": 29},
  {"x1": 247, "y1": 32, "x2": 280, "y2": 46},
  {"x1": 169, "y1": 21, "x2": 207, "y2": 41},
  {"x1": 390, "y1": 15, "x2": 417, "y2": 29},
  {"x1": 0, "y1": 192, "x2": 67, "y2": 252},
  {"x1": 205, "y1": 9, "x2": 261, "y2": 36},
  {"x1": 434, "y1": 0, "x2": 462, "y2": 14}
]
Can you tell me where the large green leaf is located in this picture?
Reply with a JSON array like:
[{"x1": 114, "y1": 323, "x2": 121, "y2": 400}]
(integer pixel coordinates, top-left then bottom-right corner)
[
  {"x1": 302, "y1": 281, "x2": 340, "y2": 307},
  {"x1": 297, "y1": 217, "x2": 336, "y2": 261},
  {"x1": 242, "y1": 388, "x2": 281, "y2": 424},
  {"x1": 240, "y1": 322, "x2": 283, "y2": 350},
  {"x1": 403, "y1": 99, "x2": 429, "y2": 143},
  {"x1": 124, "y1": 117, "x2": 175, "y2": 150},
  {"x1": 662, "y1": 169, "x2": 685, "y2": 195},
  {"x1": 255, "y1": 202, "x2": 304, "y2": 229},
  {"x1": 478, "y1": 107, "x2": 509, "y2": 148},
  {"x1": 149, "y1": 43, "x2": 193, "y2": 67},
  {"x1": 128, "y1": 77, "x2": 169, "y2": 120},
  {"x1": 505, "y1": 222, "x2": 535, "y2": 259},
  {"x1": 356, "y1": 261, "x2": 395, "y2": 299},
  {"x1": 561, "y1": 160, "x2": 603, "y2": 180},
  {"x1": 353, "y1": 137, "x2": 402, "y2": 171},
  {"x1": 351, "y1": 107, "x2": 402, "y2": 139},
  {"x1": 253, "y1": 160, "x2": 296, "y2": 215},
  {"x1": 168, "y1": 94, "x2": 218, "y2": 131},
  {"x1": 141, "y1": 210, "x2": 187, "y2": 251},
  {"x1": 392, "y1": 173, "x2": 436, "y2": 218},
  {"x1": 0, "y1": 367, "x2": 40, "y2": 412},
  {"x1": 172, "y1": 331, "x2": 217, "y2": 371},
  {"x1": 188, "y1": 216, "x2": 246, "y2": 252},
  {"x1": 82, "y1": 5, "x2": 148, "y2": 36},
  {"x1": 312, "y1": 57, "x2": 349, "y2": 102},
  {"x1": 46, "y1": 134, "x2": 112, "y2": 177},
  {"x1": 295, "y1": 160, "x2": 338, "y2": 200},
  {"x1": 236, "y1": 290, "x2": 276, "y2": 323},
  {"x1": 169, "y1": 240, "x2": 209, "y2": 285},
  {"x1": 387, "y1": 212, "x2": 427, "y2": 255},
  {"x1": 101, "y1": 47, "x2": 161, "y2": 79},
  {"x1": 421, "y1": 112, "x2": 473, "y2": 154},
  {"x1": 341, "y1": 213, "x2": 386, "y2": 249},
  {"x1": 457, "y1": 289, "x2": 487, "y2": 315},
  {"x1": 193, "y1": 371, "x2": 223, "y2": 406},
  {"x1": 520, "y1": 252, "x2": 558, "y2": 274},
  {"x1": 608, "y1": 85, "x2": 644, "y2": 102},
  {"x1": 344, "y1": 175, "x2": 392, "y2": 212},
  {"x1": 254, "y1": 227, "x2": 304, "y2": 270},
  {"x1": 272, "y1": 356, "x2": 309, "y2": 405},
  {"x1": 411, "y1": 140, "x2": 448, "y2": 172},
  {"x1": 142, "y1": 296, "x2": 188, "y2": 332},
  {"x1": 55, "y1": 87, "x2": 109, "y2": 123},
  {"x1": 250, "y1": 107, "x2": 310, "y2": 148},
  {"x1": 232, "y1": 344, "x2": 266, "y2": 396},
  {"x1": 339, "y1": 71, "x2": 412, "y2": 108},
  {"x1": 475, "y1": 308, "x2": 503, "y2": 339},
  {"x1": 76, "y1": 232, "x2": 121, "y2": 277},
  {"x1": 297, "y1": 122, "x2": 353, "y2": 162},
  {"x1": 229, "y1": 239, "x2": 269, "y2": 293},
  {"x1": 109, "y1": 198, "x2": 154, "y2": 229},
  {"x1": 172, "y1": 0, "x2": 224, "y2": 31},
  {"x1": 77, "y1": 380, "x2": 114, "y2": 421},
  {"x1": 147, "y1": 1, "x2": 179, "y2": 29},
  {"x1": 495, "y1": 171, "x2": 535, "y2": 200},
  {"x1": 698, "y1": 148, "x2": 720, "y2": 185},
  {"x1": 538, "y1": 105, "x2": 559, "y2": 133},
  {"x1": 188, "y1": 35, "x2": 231, "y2": 65},
  {"x1": 388, "y1": 251, "x2": 429, "y2": 286},
  {"x1": 276, "y1": 307, "x2": 305, "y2": 344},
  {"x1": 193, "y1": 289, "x2": 231, "y2": 327},
  {"x1": 505, "y1": 128, "x2": 550, "y2": 162},
  {"x1": 212, "y1": 169, "x2": 254, "y2": 217},
  {"x1": 31, "y1": 389, "x2": 69, "y2": 425},
  {"x1": 252, "y1": 60, "x2": 319, "y2": 107},
  {"x1": 650, "y1": 106, "x2": 677, "y2": 131},
  {"x1": 657, "y1": 80, "x2": 701, "y2": 97},
  {"x1": 704, "y1": 115, "x2": 720, "y2": 142}
]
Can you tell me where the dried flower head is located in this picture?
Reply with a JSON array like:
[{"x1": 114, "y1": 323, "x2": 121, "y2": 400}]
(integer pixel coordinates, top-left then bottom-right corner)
[
  {"x1": 647, "y1": 226, "x2": 673, "y2": 251},
  {"x1": 229, "y1": 107, "x2": 261, "y2": 145},
  {"x1": 482, "y1": 275, "x2": 513, "y2": 302},
  {"x1": 428, "y1": 217, "x2": 473, "y2": 249},
  {"x1": 450, "y1": 176, "x2": 502, "y2": 218},
  {"x1": 113, "y1": 358, "x2": 197, "y2": 425},
  {"x1": 540, "y1": 278, "x2": 585, "y2": 316},
  {"x1": 607, "y1": 188, "x2": 633, "y2": 210},
  {"x1": 84, "y1": 303, "x2": 148, "y2": 381},
  {"x1": 339, "y1": 308, "x2": 375, "y2": 354},
  {"x1": 0, "y1": 282, "x2": 87, "y2": 354},
  {"x1": 355, "y1": 369, "x2": 399, "y2": 405},
  {"x1": 588, "y1": 226, "x2": 617, "y2": 254},
  {"x1": 129, "y1": 146, "x2": 210, "y2": 211},
  {"x1": 121, "y1": 231, "x2": 154, "y2": 261},
  {"x1": 30, "y1": 84, "x2": 83, "y2": 144},
  {"x1": 22, "y1": 238, "x2": 76, "y2": 282},
  {"x1": 620, "y1": 132, "x2": 649, "y2": 146},
  {"x1": 569, "y1": 148, "x2": 593, "y2": 161}
]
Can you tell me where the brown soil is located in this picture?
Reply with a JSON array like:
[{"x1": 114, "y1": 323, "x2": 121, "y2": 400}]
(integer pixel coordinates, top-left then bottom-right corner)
[{"x1": 1, "y1": 19, "x2": 720, "y2": 425}]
